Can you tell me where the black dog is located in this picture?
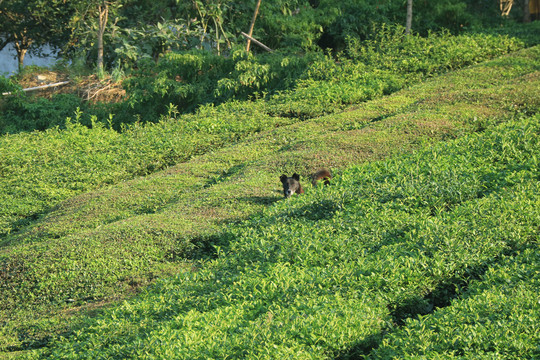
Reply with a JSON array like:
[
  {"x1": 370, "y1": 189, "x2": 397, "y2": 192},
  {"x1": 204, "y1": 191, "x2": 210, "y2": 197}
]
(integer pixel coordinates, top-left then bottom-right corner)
[
  {"x1": 280, "y1": 173, "x2": 304, "y2": 198},
  {"x1": 280, "y1": 169, "x2": 331, "y2": 198}
]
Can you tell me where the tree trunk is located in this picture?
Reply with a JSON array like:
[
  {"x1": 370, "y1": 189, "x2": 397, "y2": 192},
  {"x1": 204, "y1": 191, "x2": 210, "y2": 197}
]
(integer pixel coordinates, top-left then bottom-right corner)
[
  {"x1": 13, "y1": 32, "x2": 30, "y2": 73},
  {"x1": 246, "y1": 0, "x2": 262, "y2": 52},
  {"x1": 405, "y1": 0, "x2": 413, "y2": 35},
  {"x1": 97, "y1": 1, "x2": 109, "y2": 77},
  {"x1": 16, "y1": 47, "x2": 27, "y2": 73},
  {"x1": 523, "y1": 0, "x2": 531, "y2": 22},
  {"x1": 215, "y1": 19, "x2": 220, "y2": 55}
]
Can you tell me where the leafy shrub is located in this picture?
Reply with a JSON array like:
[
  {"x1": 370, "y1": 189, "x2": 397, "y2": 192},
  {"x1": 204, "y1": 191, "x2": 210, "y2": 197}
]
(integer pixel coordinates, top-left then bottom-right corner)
[
  {"x1": 99, "y1": 26, "x2": 530, "y2": 128},
  {"x1": 0, "y1": 76, "x2": 20, "y2": 94},
  {"x1": 345, "y1": 24, "x2": 524, "y2": 77},
  {"x1": 121, "y1": 48, "x2": 320, "y2": 124},
  {"x1": 114, "y1": 20, "x2": 205, "y2": 68},
  {"x1": 120, "y1": 49, "x2": 235, "y2": 122},
  {"x1": 410, "y1": 0, "x2": 474, "y2": 34},
  {"x1": 255, "y1": 1, "x2": 326, "y2": 50},
  {"x1": 372, "y1": 248, "x2": 540, "y2": 358},
  {"x1": 315, "y1": 0, "x2": 487, "y2": 50},
  {"x1": 3, "y1": 26, "x2": 530, "y2": 134},
  {"x1": 0, "y1": 94, "x2": 86, "y2": 134},
  {"x1": 37, "y1": 115, "x2": 540, "y2": 359},
  {"x1": 260, "y1": 27, "x2": 524, "y2": 116},
  {"x1": 316, "y1": 0, "x2": 399, "y2": 50},
  {"x1": 471, "y1": 19, "x2": 540, "y2": 46}
]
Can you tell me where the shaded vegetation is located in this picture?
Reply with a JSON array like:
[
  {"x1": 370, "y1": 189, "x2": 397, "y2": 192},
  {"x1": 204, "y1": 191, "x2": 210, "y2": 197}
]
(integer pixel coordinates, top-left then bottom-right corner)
[
  {"x1": 1, "y1": 10, "x2": 540, "y2": 357},
  {"x1": 0, "y1": 40, "x2": 539, "y2": 357},
  {"x1": 35, "y1": 112, "x2": 540, "y2": 359},
  {"x1": 2, "y1": 25, "x2": 534, "y2": 133}
]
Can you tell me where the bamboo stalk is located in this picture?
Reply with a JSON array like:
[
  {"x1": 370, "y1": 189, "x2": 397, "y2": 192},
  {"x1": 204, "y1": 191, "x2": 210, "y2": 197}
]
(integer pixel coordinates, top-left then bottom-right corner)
[
  {"x1": 246, "y1": 0, "x2": 262, "y2": 52},
  {"x1": 241, "y1": 32, "x2": 273, "y2": 53},
  {"x1": 2, "y1": 81, "x2": 70, "y2": 96}
]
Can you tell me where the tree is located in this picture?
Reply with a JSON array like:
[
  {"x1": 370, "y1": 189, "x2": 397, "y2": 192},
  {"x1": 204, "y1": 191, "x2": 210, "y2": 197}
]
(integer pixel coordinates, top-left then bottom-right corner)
[
  {"x1": 0, "y1": 0, "x2": 71, "y2": 72},
  {"x1": 499, "y1": 0, "x2": 532, "y2": 20},
  {"x1": 69, "y1": 0, "x2": 123, "y2": 77},
  {"x1": 191, "y1": 0, "x2": 231, "y2": 54},
  {"x1": 97, "y1": 1, "x2": 109, "y2": 77},
  {"x1": 523, "y1": 0, "x2": 531, "y2": 22},
  {"x1": 246, "y1": 0, "x2": 262, "y2": 52},
  {"x1": 405, "y1": 0, "x2": 413, "y2": 35},
  {"x1": 500, "y1": 0, "x2": 514, "y2": 16}
]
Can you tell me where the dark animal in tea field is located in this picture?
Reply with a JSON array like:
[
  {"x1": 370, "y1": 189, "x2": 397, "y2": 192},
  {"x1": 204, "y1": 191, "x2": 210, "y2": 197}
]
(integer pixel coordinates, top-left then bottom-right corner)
[{"x1": 280, "y1": 169, "x2": 331, "y2": 198}]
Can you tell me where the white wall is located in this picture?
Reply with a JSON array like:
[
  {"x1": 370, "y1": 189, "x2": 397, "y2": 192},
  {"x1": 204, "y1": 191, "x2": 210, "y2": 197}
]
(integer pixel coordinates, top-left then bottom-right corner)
[{"x1": 0, "y1": 43, "x2": 58, "y2": 77}]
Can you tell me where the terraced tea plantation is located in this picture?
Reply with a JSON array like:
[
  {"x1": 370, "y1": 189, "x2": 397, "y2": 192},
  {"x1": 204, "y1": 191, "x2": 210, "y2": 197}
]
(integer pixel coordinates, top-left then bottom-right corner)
[
  {"x1": 1, "y1": 27, "x2": 539, "y2": 359},
  {"x1": 39, "y1": 115, "x2": 540, "y2": 359}
]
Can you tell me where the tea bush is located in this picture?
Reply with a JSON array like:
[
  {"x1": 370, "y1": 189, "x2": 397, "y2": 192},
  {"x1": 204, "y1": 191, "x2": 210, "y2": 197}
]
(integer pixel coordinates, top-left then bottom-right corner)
[
  {"x1": 2, "y1": 31, "x2": 529, "y2": 235},
  {"x1": 3, "y1": 25, "x2": 531, "y2": 134},
  {"x1": 345, "y1": 24, "x2": 524, "y2": 77},
  {"x1": 262, "y1": 28, "x2": 525, "y2": 118},
  {"x1": 39, "y1": 115, "x2": 540, "y2": 359},
  {"x1": 2, "y1": 37, "x2": 539, "y2": 359},
  {"x1": 0, "y1": 108, "x2": 291, "y2": 237},
  {"x1": 372, "y1": 248, "x2": 540, "y2": 358},
  {"x1": 1, "y1": 44, "x2": 538, "y2": 328}
]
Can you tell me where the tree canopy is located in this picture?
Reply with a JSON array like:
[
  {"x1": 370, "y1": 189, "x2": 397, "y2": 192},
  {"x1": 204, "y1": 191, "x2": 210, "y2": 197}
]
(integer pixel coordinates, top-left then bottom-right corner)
[{"x1": 0, "y1": 0, "x2": 531, "y2": 73}]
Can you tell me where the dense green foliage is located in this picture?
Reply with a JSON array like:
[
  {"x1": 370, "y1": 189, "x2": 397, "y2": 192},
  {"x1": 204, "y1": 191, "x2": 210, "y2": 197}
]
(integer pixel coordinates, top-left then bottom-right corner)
[
  {"x1": 0, "y1": 31, "x2": 535, "y2": 237},
  {"x1": 1, "y1": 0, "x2": 533, "y2": 83},
  {"x1": 0, "y1": 42, "x2": 538, "y2": 357},
  {"x1": 0, "y1": 94, "x2": 84, "y2": 133},
  {"x1": 373, "y1": 248, "x2": 540, "y2": 358},
  {"x1": 1, "y1": 19, "x2": 539, "y2": 358},
  {"x1": 37, "y1": 114, "x2": 540, "y2": 359},
  {"x1": 0, "y1": 106, "x2": 292, "y2": 236},
  {"x1": 0, "y1": 76, "x2": 20, "y2": 94},
  {"x1": 1, "y1": 26, "x2": 531, "y2": 133}
]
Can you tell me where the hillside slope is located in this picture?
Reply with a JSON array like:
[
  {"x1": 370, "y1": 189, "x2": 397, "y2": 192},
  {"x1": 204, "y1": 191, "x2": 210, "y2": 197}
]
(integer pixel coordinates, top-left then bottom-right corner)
[
  {"x1": 40, "y1": 114, "x2": 540, "y2": 359},
  {"x1": 1, "y1": 45, "x2": 539, "y2": 358}
]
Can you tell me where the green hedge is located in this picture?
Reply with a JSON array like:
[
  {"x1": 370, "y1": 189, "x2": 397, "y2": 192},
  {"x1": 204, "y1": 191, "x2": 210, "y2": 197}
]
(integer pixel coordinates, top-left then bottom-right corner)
[
  {"x1": 38, "y1": 115, "x2": 540, "y2": 359},
  {"x1": 1, "y1": 27, "x2": 529, "y2": 134},
  {"x1": 0, "y1": 107, "x2": 290, "y2": 237}
]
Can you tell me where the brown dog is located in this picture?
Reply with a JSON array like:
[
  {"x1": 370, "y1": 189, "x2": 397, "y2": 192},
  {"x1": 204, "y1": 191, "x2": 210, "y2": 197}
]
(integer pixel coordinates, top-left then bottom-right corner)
[{"x1": 311, "y1": 168, "x2": 331, "y2": 186}]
